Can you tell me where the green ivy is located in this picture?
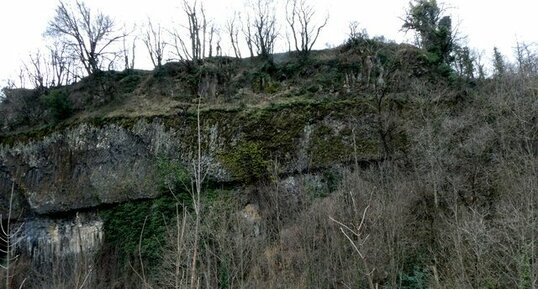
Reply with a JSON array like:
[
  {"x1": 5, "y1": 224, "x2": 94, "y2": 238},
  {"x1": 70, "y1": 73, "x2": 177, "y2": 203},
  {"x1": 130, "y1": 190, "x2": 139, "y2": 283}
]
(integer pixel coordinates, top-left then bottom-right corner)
[
  {"x1": 219, "y1": 141, "x2": 269, "y2": 182},
  {"x1": 399, "y1": 266, "x2": 429, "y2": 289},
  {"x1": 99, "y1": 194, "x2": 178, "y2": 266},
  {"x1": 156, "y1": 156, "x2": 191, "y2": 204},
  {"x1": 99, "y1": 158, "x2": 192, "y2": 267}
]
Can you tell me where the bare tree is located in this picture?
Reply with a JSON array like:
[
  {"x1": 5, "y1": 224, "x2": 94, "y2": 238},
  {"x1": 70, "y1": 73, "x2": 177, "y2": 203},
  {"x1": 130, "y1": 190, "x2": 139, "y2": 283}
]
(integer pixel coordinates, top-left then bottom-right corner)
[
  {"x1": 244, "y1": 0, "x2": 278, "y2": 59},
  {"x1": 207, "y1": 24, "x2": 216, "y2": 58},
  {"x1": 242, "y1": 13, "x2": 255, "y2": 58},
  {"x1": 170, "y1": 28, "x2": 191, "y2": 61},
  {"x1": 170, "y1": 0, "x2": 211, "y2": 62},
  {"x1": 185, "y1": 0, "x2": 205, "y2": 61},
  {"x1": 225, "y1": 12, "x2": 242, "y2": 58},
  {"x1": 330, "y1": 200, "x2": 377, "y2": 289},
  {"x1": 48, "y1": 41, "x2": 76, "y2": 86},
  {"x1": 215, "y1": 28, "x2": 222, "y2": 57},
  {"x1": 17, "y1": 68, "x2": 26, "y2": 89},
  {"x1": 22, "y1": 44, "x2": 80, "y2": 89},
  {"x1": 514, "y1": 41, "x2": 538, "y2": 77},
  {"x1": 121, "y1": 30, "x2": 137, "y2": 70},
  {"x1": 23, "y1": 50, "x2": 50, "y2": 89},
  {"x1": 143, "y1": 20, "x2": 167, "y2": 69},
  {"x1": 286, "y1": 0, "x2": 328, "y2": 55},
  {"x1": 46, "y1": 0, "x2": 124, "y2": 76},
  {"x1": 348, "y1": 21, "x2": 368, "y2": 40},
  {"x1": 1, "y1": 181, "x2": 25, "y2": 289},
  {"x1": 189, "y1": 98, "x2": 204, "y2": 289}
]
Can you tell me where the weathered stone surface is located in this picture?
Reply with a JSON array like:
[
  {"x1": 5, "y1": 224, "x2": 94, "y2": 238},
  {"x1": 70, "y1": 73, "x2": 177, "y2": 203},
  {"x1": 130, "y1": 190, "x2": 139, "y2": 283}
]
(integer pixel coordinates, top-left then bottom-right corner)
[
  {"x1": 0, "y1": 101, "x2": 382, "y2": 215},
  {"x1": 13, "y1": 212, "x2": 103, "y2": 272},
  {"x1": 1, "y1": 120, "x2": 179, "y2": 214},
  {"x1": 0, "y1": 100, "x2": 393, "y2": 285}
]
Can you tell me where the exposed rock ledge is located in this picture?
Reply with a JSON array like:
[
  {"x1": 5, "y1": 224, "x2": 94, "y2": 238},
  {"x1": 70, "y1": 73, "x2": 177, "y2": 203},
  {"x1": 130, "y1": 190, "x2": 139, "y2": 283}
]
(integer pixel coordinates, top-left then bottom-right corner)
[{"x1": 0, "y1": 100, "x2": 383, "y2": 216}]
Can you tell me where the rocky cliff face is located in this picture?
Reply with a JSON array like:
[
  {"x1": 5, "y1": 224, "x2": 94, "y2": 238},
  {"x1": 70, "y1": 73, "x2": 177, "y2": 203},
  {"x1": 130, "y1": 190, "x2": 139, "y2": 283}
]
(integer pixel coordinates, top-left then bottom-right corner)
[
  {"x1": 0, "y1": 99, "x2": 386, "y2": 269},
  {"x1": 1, "y1": 120, "x2": 177, "y2": 215},
  {"x1": 1, "y1": 100, "x2": 382, "y2": 215},
  {"x1": 14, "y1": 212, "x2": 103, "y2": 269}
]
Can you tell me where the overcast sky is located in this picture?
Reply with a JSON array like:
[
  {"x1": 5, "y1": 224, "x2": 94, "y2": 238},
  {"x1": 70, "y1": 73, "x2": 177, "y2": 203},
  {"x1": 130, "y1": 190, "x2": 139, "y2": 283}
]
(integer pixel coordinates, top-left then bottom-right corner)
[{"x1": 1, "y1": 0, "x2": 537, "y2": 87}]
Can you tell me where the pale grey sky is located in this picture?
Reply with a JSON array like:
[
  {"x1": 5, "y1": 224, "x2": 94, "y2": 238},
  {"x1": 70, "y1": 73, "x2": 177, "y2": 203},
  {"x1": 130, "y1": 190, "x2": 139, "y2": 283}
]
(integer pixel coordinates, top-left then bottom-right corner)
[{"x1": 1, "y1": 0, "x2": 537, "y2": 87}]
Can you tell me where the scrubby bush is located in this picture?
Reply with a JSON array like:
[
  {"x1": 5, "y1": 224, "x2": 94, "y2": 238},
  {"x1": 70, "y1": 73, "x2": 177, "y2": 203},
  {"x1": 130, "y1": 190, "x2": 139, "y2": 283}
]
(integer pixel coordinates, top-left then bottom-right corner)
[
  {"x1": 0, "y1": 88, "x2": 45, "y2": 130},
  {"x1": 42, "y1": 88, "x2": 72, "y2": 121}
]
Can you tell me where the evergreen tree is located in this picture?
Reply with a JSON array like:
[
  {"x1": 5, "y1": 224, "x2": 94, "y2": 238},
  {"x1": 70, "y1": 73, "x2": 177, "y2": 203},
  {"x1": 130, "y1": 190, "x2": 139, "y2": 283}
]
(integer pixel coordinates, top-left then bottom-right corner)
[
  {"x1": 454, "y1": 46, "x2": 474, "y2": 79},
  {"x1": 493, "y1": 47, "x2": 506, "y2": 77},
  {"x1": 402, "y1": 0, "x2": 455, "y2": 67}
]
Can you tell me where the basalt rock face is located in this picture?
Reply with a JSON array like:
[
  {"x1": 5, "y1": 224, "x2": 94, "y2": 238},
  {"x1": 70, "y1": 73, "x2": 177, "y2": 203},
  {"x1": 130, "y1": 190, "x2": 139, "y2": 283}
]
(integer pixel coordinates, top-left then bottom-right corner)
[
  {"x1": 0, "y1": 100, "x2": 388, "y2": 274},
  {"x1": 0, "y1": 120, "x2": 178, "y2": 215},
  {"x1": 0, "y1": 100, "x2": 383, "y2": 217},
  {"x1": 13, "y1": 212, "x2": 103, "y2": 270}
]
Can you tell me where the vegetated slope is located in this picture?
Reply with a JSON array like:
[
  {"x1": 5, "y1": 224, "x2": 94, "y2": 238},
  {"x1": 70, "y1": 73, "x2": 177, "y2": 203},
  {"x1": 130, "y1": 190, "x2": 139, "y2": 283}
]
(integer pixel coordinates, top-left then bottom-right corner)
[
  {"x1": 0, "y1": 38, "x2": 418, "y2": 215},
  {"x1": 1, "y1": 38, "x2": 537, "y2": 289},
  {"x1": 0, "y1": 38, "x2": 425, "y2": 134}
]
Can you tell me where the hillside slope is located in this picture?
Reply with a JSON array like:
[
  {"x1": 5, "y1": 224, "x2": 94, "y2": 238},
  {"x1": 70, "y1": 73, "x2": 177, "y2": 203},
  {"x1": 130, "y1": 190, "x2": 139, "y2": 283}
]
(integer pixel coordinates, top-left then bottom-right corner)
[{"x1": 1, "y1": 39, "x2": 537, "y2": 289}]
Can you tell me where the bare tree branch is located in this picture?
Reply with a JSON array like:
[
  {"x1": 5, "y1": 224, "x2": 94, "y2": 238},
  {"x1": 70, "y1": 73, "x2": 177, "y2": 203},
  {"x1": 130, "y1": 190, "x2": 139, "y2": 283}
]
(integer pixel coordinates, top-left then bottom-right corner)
[
  {"x1": 286, "y1": 0, "x2": 329, "y2": 55},
  {"x1": 225, "y1": 12, "x2": 242, "y2": 58},
  {"x1": 244, "y1": 0, "x2": 278, "y2": 59},
  {"x1": 143, "y1": 20, "x2": 167, "y2": 69},
  {"x1": 46, "y1": 0, "x2": 124, "y2": 75}
]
